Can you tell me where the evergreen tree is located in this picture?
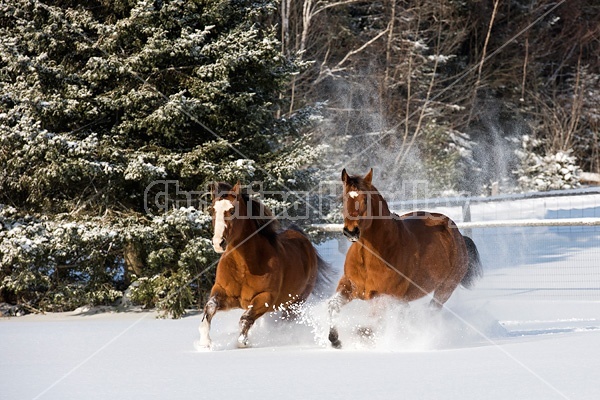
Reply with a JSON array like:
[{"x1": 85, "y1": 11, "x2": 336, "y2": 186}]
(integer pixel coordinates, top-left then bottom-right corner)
[{"x1": 0, "y1": 0, "x2": 323, "y2": 316}]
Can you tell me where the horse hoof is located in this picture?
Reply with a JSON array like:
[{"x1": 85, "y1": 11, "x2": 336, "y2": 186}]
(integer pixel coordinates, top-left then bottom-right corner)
[
  {"x1": 194, "y1": 340, "x2": 213, "y2": 351},
  {"x1": 356, "y1": 326, "x2": 376, "y2": 346},
  {"x1": 329, "y1": 331, "x2": 342, "y2": 349},
  {"x1": 237, "y1": 335, "x2": 249, "y2": 348},
  {"x1": 357, "y1": 326, "x2": 374, "y2": 339}
]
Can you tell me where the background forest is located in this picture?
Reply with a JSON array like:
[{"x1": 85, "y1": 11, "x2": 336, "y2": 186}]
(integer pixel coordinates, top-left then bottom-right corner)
[{"x1": 1, "y1": 0, "x2": 598, "y2": 316}]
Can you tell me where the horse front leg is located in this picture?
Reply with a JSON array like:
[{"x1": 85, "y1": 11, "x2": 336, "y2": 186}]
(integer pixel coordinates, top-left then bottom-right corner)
[
  {"x1": 328, "y1": 289, "x2": 351, "y2": 349},
  {"x1": 198, "y1": 296, "x2": 218, "y2": 349},
  {"x1": 238, "y1": 292, "x2": 273, "y2": 348},
  {"x1": 198, "y1": 289, "x2": 233, "y2": 349}
]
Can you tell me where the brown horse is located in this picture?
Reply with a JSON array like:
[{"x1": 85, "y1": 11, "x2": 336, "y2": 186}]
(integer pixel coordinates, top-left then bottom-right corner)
[
  {"x1": 199, "y1": 182, "x2": 331, "y2": 349},
  {"x1": 328, "y1": 168, "x2": 482, "y2": 348}
]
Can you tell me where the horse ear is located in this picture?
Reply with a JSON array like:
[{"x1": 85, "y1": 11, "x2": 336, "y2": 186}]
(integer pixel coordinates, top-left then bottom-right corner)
[
  {"x1": 364, "y1": 168, "x2": 373, "y2": 185},
  {"x1": 208, "y1": 182, "x2": 218, "y2": 200},
  {"x1": 341, "y1": 168, "x2": 349, "y2": 183},
  {"x1": 232, "y1": 181, "x2": 242, "y2": 196}
]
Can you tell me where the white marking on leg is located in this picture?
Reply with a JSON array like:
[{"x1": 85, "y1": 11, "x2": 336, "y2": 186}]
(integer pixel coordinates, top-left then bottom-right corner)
[
  {"x1": 328, "y1": 292, "x2": 346, "y2": 348},
  {"x1": 198, "y1": 317, "x2": 211, "y2": 348},
  {"x1": 198, "y1": 299, "x2": 217, "y2": 349},
  {"x1": 328, "y1": 292, "x2": 344, "y2": 315},
  {"x1": 237, "y1": 333, "x2": 248, "y2": 348},
  {"x1": 212, "y1": 199, "x2": 234, "y2": 253},
  {"x1": 348, "y1": 191, "x2": 359, "y2": 198}
]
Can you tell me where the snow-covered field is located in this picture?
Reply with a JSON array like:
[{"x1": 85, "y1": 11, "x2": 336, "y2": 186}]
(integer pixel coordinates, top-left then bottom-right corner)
[{"x1": 2, "y1": 193, "x2": 600, "y2": 400}]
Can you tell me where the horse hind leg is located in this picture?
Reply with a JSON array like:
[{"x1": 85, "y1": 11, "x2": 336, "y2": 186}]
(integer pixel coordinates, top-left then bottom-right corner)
[
  {"x1": 238, "y1": 293, "x2": 273, "y2": 348},
  {"x1": 280, "y1": 297, "x2": 306, "y2": 321},
  {"x1": 429, "y1": 279, "x2": 461, "y2": 310},
  {"x1": 355, "y1": 295, "x2": 393, "y2": 343}
]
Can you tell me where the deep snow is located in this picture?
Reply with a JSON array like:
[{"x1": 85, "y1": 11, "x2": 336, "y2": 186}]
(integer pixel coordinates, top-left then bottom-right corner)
[{"x1": 2, "y1": 193, "x2": 600, "y2": 400}]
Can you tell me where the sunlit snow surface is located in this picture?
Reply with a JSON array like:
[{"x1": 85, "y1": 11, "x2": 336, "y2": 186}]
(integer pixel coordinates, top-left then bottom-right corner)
[{"x1": 2, "y1": 194, "x2": 600, "y2": 399}]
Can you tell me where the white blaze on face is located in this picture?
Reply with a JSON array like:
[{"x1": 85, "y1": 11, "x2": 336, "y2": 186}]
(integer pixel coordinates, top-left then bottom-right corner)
[
  {"x1": 348, "y1": 191, "x2": 359, "y2": 199},
  {"x1": 212, "y1": 199, "x2": 234, "y2": 253}
]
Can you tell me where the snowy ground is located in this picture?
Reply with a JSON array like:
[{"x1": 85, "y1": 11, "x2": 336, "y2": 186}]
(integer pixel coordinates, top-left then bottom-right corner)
[{"x1": 2, "y1": 193, "x2": 600, "y2": 400}]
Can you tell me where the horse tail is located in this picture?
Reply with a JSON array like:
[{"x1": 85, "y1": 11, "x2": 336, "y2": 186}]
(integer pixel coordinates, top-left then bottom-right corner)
[
  {"x1": 287, "y1": 224, "x2": 337, "y2": 299},
  {"x1": 461, "y1": 236, "x2": 483, "y2": 288}
]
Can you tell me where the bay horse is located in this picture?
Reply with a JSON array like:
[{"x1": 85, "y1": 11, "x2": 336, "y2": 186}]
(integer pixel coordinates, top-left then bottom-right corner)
[
  {"x1": 328, "y1": 168, "x2": 482, "y2": 348},
  {"x1": 198, "y1": 182, "x2": 332, "y2": 349}
]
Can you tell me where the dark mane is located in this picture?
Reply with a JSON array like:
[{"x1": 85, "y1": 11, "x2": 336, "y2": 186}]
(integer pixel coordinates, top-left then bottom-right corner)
[{"x1": 240, "y1": 193, "x2": 280, "y2": 239}]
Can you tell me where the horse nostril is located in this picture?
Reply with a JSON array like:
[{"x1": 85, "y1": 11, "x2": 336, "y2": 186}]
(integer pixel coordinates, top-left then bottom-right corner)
[
  {"x1": 343, "y1": 227, "x2": 360, "y2": 242},
  {"x1": 220, "y1": 239, "x2": 226, "y2": 250}
]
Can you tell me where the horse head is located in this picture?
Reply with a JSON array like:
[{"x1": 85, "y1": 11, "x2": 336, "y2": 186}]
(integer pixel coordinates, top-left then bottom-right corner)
[
  {"x1": 341, "y1": 168, "x2": 374, "y2": 242},
  {"x1": 210, "y1": 181, "x2": 243, "y2": 253}
]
